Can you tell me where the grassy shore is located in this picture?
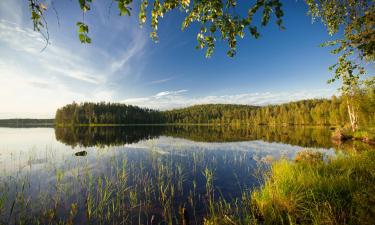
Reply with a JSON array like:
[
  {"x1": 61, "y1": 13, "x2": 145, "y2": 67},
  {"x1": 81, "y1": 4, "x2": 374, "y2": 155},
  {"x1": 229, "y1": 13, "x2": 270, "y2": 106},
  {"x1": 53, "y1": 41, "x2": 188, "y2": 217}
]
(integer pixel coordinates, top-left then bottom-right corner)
[
  {"x1": 332, "y1": 127, "x2": 375, "y2": 144},
  {"x1": 250, "y1": 150, "x2": 375, "y2": 225}
]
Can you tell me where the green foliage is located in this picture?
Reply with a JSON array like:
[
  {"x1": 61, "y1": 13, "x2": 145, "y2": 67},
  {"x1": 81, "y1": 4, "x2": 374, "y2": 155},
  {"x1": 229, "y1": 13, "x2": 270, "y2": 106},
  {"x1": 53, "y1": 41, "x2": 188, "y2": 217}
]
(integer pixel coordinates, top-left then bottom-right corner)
[
  {"x1": 353, "y1": 129, "x2": 375, "y2": 142},
  {"x1": 164, "y1": 85, "x2": 375, "y2": 129},
  {"x1": 340, "y1": 77, "x2": 375, "y2": 131},
  {"x1": 28, "y1": 0, "x2": 49, "y2": 47},
  {"x1": 306, "y1": 0, "x2": 374, "y2": 96},
  {"x1": 118, "y1": 0, "x2": 132, "y2": 16},
  {"x1": 55, "y1": 102, "x2": 165, "y2": 125},
  {"x1": 76, "y1": 22, "x2": 91, "y2": 44},
  {"x1": 78, "y1": 0, "x2": 92, "y2": 12},
  {"x1": 55, "y1": 89, "x2": 375, "y2": 128},
  {"x1": 252, "y1": 150, "x2": 375, "y2": 225},
  {"x1": 27, "y1": 0, "x2": 373, "y2": 66},
  {"x1": 27, "y1": 0, "x2": 286, "y2": 57},
  {"x1": 163, "y1": 96, "x2": 375, "y2": 127}
]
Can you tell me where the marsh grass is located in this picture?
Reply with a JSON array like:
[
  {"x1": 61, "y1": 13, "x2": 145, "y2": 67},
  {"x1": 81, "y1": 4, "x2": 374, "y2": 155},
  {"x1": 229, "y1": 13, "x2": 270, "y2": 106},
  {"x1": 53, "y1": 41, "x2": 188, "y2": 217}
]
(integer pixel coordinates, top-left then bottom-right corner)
[
  {"x1": 0, "y1": 145, "x2": 258, "y2": 225},
  {"x1": 251, "y1": 150, "x2": 375, "y2": 225}
]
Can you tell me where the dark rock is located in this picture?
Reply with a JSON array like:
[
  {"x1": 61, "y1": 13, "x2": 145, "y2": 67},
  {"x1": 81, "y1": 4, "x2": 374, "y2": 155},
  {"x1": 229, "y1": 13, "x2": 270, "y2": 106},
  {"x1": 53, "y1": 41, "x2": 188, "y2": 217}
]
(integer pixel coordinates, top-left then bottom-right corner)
[{"x1": 74, "y1": 151, "x2": 87, "y2": 156}]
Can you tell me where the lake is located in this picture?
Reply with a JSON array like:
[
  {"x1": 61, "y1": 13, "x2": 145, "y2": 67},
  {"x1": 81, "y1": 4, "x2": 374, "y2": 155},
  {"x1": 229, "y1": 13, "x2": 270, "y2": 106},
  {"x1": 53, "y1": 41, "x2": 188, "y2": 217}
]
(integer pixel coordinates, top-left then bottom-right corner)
[{"x1": 0, "y1": 125, "x2": 369, "y2": 224}]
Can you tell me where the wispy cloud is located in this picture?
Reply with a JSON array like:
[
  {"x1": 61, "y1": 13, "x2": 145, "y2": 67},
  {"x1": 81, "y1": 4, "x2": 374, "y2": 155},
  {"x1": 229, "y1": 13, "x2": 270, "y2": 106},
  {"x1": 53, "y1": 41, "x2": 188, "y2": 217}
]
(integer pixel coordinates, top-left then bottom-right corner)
[
  {"x1": 154, "y1": 90, "x2": 188, "y2": 98},
  {"x1": 121, "y1": 89, "x2": 336, "y2": 110},
  {"x1": 0, "y1": 20, "x2": 106, "y2": 85},
  {"x1": 110, "y1": 32, "x2": 147, "y2": 73},
  {"x1": 147, "y1": 76, "x2": 175, "y2": 85},
  {"x1": 0, "y1": 16, "x2": 147, "y2": 118}
]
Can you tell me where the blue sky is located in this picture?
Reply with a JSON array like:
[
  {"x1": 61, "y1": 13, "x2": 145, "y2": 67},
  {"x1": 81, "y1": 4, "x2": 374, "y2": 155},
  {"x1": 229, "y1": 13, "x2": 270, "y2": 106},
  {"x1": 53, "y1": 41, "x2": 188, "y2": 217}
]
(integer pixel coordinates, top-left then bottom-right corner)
[{"x1": 0, "y1": 0, "x2": 367, "y2": 118}]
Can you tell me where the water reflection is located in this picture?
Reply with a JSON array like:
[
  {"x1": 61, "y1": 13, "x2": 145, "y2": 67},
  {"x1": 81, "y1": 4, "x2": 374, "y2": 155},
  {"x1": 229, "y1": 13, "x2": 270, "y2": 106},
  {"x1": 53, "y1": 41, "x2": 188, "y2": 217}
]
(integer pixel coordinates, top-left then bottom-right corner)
[
  {"x1": 55, "y1": 126, "x2": 164, "y2": 148},
  {"x1": 55, "y1": 125, "x2": 334, "y2": 149},
  {"x1": 1, "y1": 126, "x2": 371, "y2": 224}
]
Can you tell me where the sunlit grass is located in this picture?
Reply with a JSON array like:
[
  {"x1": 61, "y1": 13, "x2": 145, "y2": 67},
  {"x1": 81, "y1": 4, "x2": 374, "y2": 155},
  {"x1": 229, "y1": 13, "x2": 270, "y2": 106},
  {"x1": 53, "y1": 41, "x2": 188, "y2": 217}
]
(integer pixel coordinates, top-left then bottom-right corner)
[{"x1": 251, "y1": 150, "x2": 375, "y2": 225}]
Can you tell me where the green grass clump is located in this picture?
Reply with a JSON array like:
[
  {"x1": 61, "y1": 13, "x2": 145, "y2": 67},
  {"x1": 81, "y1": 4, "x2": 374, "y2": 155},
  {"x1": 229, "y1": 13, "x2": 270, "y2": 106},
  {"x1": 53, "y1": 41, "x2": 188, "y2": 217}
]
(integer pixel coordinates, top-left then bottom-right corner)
[
  {"x1": 353, "y1": 129, "x2": 375, "y2": 142},
  {"x1": 294, "y1": 150, "x2": 323, "y2": 164},
  {"x1": 251, "y1": 151, "x2": 375, "y2": 225}
]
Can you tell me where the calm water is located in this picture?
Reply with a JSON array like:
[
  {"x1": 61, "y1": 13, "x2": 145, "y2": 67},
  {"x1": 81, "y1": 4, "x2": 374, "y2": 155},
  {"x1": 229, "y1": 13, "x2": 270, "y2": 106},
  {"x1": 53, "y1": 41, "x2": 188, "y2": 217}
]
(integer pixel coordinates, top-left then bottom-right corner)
[{"x1": 0, "y1": 126, "x2": 355, "y2": 224}]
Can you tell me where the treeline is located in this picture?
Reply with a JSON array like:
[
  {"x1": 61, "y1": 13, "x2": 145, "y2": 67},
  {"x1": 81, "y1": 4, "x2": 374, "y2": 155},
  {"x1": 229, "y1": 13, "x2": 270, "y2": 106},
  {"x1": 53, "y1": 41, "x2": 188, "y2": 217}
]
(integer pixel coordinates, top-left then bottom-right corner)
[
  {"x1": 164, "y1": 94, "x2": 374, "y2": 127},
  {"x1": 55, "y1": 102, "x2": 165, "y2": 125},
  {"x1": 55, "y1": 92, "x2": 374, "y2": 127},
  {"x1": 164, "y1": 99, "x2": 344, "y2": 125}
]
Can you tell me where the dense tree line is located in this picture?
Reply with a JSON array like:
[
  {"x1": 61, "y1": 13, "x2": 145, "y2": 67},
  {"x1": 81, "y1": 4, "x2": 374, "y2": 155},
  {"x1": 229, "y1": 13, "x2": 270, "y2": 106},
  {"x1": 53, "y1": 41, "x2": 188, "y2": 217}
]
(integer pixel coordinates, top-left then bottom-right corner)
[
  {"x1": 164, "y1": 99, "x2": 343, "y2": 125},
  {"x1": 164, "y1": 94, "x2": 374, "y2": 127},
  {"x1": 55, "y1": 91, "x2": 374, "y2": 127},
  {"x1": 55, "y1": 102, "x2": 165, "y2": 125}
]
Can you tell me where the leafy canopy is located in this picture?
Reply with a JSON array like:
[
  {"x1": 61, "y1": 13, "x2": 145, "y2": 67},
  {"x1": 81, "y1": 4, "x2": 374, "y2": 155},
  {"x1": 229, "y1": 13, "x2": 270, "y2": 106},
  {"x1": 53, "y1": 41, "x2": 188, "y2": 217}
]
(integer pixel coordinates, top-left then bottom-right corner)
[
  {"x1": 305, "y1": 0, "x2": 374, "y2": 94},
  {"x1": 28, "y1": 0, "x2": 285, "y2": 57},
  {"x1": 28, "y1": 0, "x2": 373, "y2": 85}
]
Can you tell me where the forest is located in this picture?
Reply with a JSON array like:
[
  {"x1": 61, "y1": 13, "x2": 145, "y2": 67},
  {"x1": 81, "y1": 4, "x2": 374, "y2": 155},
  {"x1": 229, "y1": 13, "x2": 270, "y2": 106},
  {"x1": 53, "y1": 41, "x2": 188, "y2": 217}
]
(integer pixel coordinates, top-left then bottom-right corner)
[
  {"x1": 55, "y1": 88, "x2": 375, "y2": 128},
  {"x1": 55, "y1": 102, "x2": 165, "y2": 125},
  {"x1": 164, "y1": 95, "x2": 374, "y2": 126}
]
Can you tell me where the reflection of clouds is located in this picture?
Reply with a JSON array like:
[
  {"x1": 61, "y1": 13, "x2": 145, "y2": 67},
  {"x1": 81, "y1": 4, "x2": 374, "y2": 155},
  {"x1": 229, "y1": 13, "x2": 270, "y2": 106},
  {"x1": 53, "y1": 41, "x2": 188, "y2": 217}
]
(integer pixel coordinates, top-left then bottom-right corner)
[
  {"x1": 0, "y1": 128, "x2": 336, "y2": 177},
  {"x1": 0, "y1": 128, "x2": 339, "y2": 205},
  {"x1": 130, "y1": 136, "x2": 336, "y2": 160}
]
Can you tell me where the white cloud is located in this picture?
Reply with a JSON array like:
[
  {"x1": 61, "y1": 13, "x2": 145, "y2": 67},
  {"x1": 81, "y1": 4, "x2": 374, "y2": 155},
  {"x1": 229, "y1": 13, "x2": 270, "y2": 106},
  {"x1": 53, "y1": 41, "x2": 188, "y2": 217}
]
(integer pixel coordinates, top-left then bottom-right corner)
[
  {"x1": 0, "y1": 17, "x2": 147, "y2": 118},
  {"x1": 154, "y1": 90, "x2": 188, "y2": 98},
  {"x1": 121, "y1": 89, "x2": 337, "y2": 110},
  {"x1": 0, "y1": 20, "x2": 106, "y2": 84}
]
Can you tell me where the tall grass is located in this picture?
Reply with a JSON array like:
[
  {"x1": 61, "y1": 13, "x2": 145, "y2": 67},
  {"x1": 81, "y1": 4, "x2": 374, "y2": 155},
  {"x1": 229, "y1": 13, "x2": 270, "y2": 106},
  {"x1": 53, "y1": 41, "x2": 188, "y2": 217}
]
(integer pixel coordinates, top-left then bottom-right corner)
[{"x1": 251, "y1": 150, "x2": 375, "y2": 225}]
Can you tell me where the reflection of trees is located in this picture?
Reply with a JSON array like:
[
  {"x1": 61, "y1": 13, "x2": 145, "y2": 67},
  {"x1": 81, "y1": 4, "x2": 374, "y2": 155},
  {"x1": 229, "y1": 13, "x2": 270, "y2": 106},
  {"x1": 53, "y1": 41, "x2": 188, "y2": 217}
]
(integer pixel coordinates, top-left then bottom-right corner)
[
  {"x1": 55, "y1": 126, "x2": 165, "y2": 148},
  {"x1": 164, "y1": 125, "x2": 334, "y2": 148},
  {"x1": 55, "y1": 125, "x2": 334, "y2": 149},
  {"x1": 332, "y1": 140, "x2": 375, "y2": 153}
]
